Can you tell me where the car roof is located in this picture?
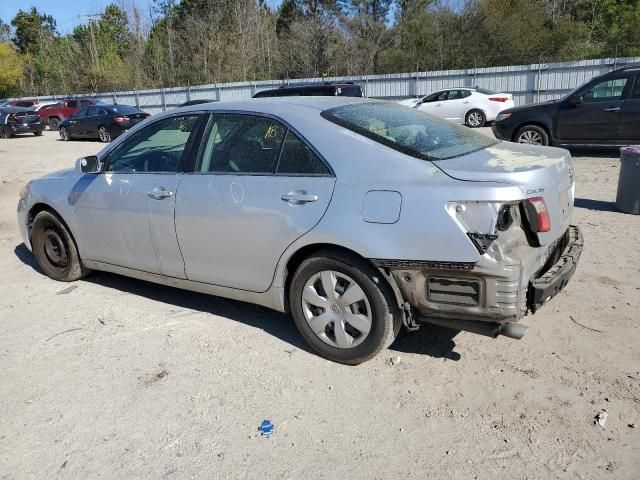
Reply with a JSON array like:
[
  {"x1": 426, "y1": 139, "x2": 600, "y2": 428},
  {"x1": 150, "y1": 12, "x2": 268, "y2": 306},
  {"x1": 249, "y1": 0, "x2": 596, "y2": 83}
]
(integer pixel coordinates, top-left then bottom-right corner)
[{"x1": 175, "y1": 96, "x2": 376, "y2": 115}]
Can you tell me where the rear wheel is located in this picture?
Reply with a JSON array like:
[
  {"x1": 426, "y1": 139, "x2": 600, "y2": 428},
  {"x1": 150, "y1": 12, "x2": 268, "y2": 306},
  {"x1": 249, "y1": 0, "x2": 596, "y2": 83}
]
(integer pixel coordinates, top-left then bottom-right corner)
[
  {"x1": 59, "y1": 126, "x2": 70, "y2": 141},
  {"x1": 514, "y1": 125, "x2": 549, "y2": 146},
  {"x1": 289, "y1": 250, "x2": 400, "y2": 365},
  {"x1": 0, "y1": 127, "x2": 8, "y2": 139},
  {"x1": 465, "y1": 109, "x2": 486, "y2": 128},
  {"x1": 48, "y1": 117, "x2": 60, "y2": 130},
  {"x1": 98, "y1": 126, "x2": 111, "y2": 143},
  {"x1": 30, "y1": 211, "x2": 90, "y2": 282},
  {"x1": 34, "y1": 130, "x2": 43, "y2": 136}
]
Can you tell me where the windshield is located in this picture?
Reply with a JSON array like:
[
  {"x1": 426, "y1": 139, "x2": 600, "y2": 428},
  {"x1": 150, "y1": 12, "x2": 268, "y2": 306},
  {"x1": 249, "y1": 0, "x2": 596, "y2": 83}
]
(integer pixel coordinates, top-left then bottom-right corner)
[{"x1": 321, "y1": 102, "x2": 498, "y2": 160}]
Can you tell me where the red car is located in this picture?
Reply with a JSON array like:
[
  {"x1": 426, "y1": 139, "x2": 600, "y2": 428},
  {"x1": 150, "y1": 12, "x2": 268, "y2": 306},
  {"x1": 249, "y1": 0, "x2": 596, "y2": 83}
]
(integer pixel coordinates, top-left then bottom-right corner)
[{"x1": 37, "y1": 98, "x2": 95, "y2": 130}]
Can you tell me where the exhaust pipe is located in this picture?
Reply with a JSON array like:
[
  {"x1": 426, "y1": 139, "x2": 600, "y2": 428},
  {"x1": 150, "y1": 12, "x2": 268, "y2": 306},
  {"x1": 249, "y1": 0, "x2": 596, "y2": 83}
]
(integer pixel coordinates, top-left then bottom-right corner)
[{"x1": 419, "y1": 317, "x2": 528, "y2": 340}]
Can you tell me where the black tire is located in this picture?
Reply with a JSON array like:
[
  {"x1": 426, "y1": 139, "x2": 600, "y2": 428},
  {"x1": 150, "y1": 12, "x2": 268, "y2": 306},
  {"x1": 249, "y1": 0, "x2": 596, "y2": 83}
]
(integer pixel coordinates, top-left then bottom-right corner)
[
  {"x1": 59, "y1": 126, "x2": 70, "y2": 141},
  {"x1": 289, "y1": 250, "x2": 400, "y2": 365},
  {"x1": 30, "y1": 210, "x2": 91, "y2": 282},
  {"x1": 513, "y1": 125, "x2": 549, "y2": 146},
  {"x1": 465, "y1": 109, "x2": 486, "y2": 128},
  {"x1": 49, "y1": 117, "x2": 60, "y2": 131},
  {"x1": 34, "y1": 130, "x2": 43, "y2": 136},
  {"x1": 98, "y1": 126, "x2": 111, "y2": 143},
  {"x1": 0, "y1": 127, "x2": 8, "y2": 139}
]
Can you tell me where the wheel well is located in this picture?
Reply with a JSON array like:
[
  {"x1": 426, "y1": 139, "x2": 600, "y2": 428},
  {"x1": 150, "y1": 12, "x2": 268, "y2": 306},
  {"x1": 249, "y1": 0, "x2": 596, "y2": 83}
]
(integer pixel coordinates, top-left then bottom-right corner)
[
  {"x1": 27, "y1": 203, "x2": 73, "y2": 241},
  {"x1": 282, "y1": 243, "x2": 405, "y2": 316},
  {"x1": 512, "y1": 122, "x2": 550, "y2": 142}
]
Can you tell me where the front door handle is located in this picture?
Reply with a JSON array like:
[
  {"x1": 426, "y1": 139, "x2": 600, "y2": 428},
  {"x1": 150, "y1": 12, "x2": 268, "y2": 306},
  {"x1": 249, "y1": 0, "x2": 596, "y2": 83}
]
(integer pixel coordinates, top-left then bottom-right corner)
[
  {"x1": 281, "y1": 191, "x2": 318, "y2": 205},
  {"x1": 147, "y1": 187, "x2": 174, "y2": 199},
  {"x1": 604, "y1": 107, "x2": 621, "y2": 112}
]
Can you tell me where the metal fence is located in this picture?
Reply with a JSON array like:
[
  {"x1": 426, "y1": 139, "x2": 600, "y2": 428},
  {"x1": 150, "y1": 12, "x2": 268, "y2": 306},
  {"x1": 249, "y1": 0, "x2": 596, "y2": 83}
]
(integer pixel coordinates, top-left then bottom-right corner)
[{"x1": 24, "y1": 56, "x2": 640, "y2": 114}]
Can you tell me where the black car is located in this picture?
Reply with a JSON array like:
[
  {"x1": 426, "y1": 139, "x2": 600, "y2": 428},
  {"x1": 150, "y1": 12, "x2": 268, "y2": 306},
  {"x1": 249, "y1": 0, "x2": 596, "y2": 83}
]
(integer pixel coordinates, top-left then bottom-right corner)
[
  {"x1": 253, "y1": 81, "x2": 363, "y2": 98},
  {"x1": 492, "y1": 64, "x2": 640, "y2": 146},
  {"x1": 58, "y1": 104, "x2": 150, "y2": 143},
  {"x1": 178, "y1": 99, "x2": 216, "y2": 107},
  {"x1": 0, "y1": 107, "x2": 43, "y2": 138}
]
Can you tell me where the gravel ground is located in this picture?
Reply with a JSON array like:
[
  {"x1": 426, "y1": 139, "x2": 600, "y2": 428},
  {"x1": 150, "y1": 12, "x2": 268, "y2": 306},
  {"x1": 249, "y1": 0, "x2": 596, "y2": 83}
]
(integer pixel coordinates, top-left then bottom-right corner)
[{"x1": 0, "y1": 129, "x2": 639, "y2": 479}]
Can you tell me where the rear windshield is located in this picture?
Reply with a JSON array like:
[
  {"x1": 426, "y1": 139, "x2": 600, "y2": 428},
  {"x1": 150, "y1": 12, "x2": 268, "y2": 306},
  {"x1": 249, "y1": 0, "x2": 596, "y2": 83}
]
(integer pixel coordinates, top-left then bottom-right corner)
[
  {"x1": 321, "y1": 102, "x2": 497, "y2": 160},
  {"x1": 475, "y1": 87, "x2": 497, "y2": 95},
  {"x1": 106, "y1": 105, "x2": 142, "y2": 114}
]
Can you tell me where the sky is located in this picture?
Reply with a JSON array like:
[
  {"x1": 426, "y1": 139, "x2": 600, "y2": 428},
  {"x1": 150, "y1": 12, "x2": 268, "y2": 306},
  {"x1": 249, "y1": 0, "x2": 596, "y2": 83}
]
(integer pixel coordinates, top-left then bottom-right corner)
[{"x1": 1, "y1": 0, "x2": 282, "y2": 34}]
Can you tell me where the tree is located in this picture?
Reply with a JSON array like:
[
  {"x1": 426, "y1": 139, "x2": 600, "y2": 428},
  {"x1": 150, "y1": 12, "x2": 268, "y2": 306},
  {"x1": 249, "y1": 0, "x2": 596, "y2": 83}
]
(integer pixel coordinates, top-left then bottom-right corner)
[
  {"x1": 10, "y1": 8, "x2": 56, "y2": 54},
  {"x1": 0, "y1": 42, "x2": 22, "y2": 97}
]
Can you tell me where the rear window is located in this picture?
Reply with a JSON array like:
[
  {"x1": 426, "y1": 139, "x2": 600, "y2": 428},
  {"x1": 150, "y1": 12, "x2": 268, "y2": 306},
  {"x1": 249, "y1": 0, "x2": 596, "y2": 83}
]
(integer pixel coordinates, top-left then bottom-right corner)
[
  {"x1": 107, "y1": 105, "x2": 142, "y2": 114},
  {"x1": 321, "y1": 102, "x2": 497, "y2": 161},
  {"x1": 475, "y1": 87, "x2": 497, "y2": 95}
]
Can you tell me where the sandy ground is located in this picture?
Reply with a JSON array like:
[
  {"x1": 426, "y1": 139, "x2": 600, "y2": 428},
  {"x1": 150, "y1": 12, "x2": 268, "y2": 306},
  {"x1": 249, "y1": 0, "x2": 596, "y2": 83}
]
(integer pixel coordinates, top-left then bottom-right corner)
[{"x1": 0, "y1": 130, "x2": 639, "y2": 480}]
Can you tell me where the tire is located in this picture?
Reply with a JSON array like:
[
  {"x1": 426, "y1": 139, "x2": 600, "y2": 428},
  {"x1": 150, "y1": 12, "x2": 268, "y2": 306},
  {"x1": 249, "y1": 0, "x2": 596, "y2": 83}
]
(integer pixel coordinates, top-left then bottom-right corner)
[
  {"x1": 0, "y1": 127, "x2": 8, "y2": 139},
  {"x1": 289, "y1": 250, "x2": 400, "y2": 365},
  {"x1": 98, "y1": 126, "x2": 111, "y2": 143},
  {"x1": 49, "y1": 117, "x2": 60, "y2": 131},
  {"x1": 465, "y1": 109, "x2": 486, "y2": 128},
  {"x1": 514, "y1": 125, "x2": 549, "y2": 146},
  {"x1": 30, "y1": 210, "x2": 91, "y2": 282},
  {"x1": 59, "y1": 126, "x2": 70, "y2": 141},
  {"x1": 34, "y1": 130, "x2": 43, "y2": 136}
]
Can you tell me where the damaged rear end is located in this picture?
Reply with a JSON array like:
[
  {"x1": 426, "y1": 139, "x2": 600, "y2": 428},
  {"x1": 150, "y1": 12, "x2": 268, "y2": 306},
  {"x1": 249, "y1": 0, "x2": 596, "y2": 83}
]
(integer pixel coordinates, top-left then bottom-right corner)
[{"x1": 388, "y1": 142, "x2": 583, "y2": 339}]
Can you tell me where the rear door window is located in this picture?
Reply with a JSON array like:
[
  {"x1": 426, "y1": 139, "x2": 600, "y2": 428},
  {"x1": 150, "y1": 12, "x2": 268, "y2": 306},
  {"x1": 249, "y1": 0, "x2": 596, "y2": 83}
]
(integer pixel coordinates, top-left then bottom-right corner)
[
  {"x1": 74, "y1": 107, "x2": 89, "y2": 117},
  {"x1": 276, "y1": 130, "x2": 330, "y2": 175},
  {"x1": 629, "y1": 76, "x2": 640, "y2": 99},
  {"x1": 582, "y1": 78, "x2": 628, "y2": 103}
]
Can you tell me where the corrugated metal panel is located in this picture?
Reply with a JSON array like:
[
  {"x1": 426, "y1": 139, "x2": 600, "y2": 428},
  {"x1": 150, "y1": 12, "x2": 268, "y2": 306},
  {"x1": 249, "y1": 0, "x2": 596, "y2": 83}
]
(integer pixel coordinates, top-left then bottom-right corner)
[{"x1": 15, "y1": 56, "x2": 640, "y2": 110}]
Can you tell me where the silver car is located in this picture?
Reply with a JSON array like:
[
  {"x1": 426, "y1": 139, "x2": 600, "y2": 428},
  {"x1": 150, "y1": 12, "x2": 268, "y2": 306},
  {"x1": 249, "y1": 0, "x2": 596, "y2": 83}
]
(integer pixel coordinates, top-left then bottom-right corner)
[{"x1": 17, "y1": 98, "x2": 582, "y2": 364}]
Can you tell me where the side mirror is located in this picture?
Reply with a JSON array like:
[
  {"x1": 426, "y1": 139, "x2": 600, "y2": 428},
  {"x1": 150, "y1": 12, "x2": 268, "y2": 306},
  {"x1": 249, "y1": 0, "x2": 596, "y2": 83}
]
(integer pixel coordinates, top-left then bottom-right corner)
[
  {"x1": 75, "y1": 155, "x2": 101, "y2": 174},
  {"x1": 567, "y1": 95, "x2": 583, "y2": 105}
]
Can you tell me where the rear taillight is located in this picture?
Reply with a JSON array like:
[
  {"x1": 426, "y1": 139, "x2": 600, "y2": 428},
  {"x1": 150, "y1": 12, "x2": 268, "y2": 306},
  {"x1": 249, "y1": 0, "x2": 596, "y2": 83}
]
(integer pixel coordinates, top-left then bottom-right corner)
[
  {"x1": 113, "y1": 116, "x2": 128, "y2": 123},
  {"x1": 525, "y1": 197, "x2": 551, "y2": 233},
  {"x1": 489, "y1": 97, "x2": 509, "y2": 102}
]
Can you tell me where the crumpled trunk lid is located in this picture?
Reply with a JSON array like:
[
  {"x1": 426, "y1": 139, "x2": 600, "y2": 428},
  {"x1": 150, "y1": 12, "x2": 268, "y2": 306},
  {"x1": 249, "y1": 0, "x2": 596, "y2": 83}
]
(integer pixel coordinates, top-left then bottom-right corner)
[{"x1": 434, "y1": 141, "x2": 575, "y2": 246}]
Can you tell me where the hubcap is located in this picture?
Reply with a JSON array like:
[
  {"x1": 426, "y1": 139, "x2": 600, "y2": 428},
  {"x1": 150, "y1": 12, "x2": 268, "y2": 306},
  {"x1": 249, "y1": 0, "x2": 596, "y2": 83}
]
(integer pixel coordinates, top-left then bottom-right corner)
[
  {"x1": 301, "y1": 270, "x2": 372, "y2": 349},
  {"x1": 518, "y1": 130, "x2": 543, "y2": 145},
  {"x1": 99, "y1": 128, "x2": 109, "y2": 142},
  {"x1": 43, "y1": 227, "x2": 69, "y2": 268},
  {"x1": 468, "y1": 112, "x2": 483, "y2": 127},
  {"x1": 60, "y1": 128, "x2": 68, "y2": 140}
]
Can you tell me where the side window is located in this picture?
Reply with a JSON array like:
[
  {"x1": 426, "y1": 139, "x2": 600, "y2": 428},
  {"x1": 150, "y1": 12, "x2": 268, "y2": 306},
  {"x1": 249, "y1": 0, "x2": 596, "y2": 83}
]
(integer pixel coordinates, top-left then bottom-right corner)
[
  {"x1": 461, "y1": 90, "x2": 472, "y2": 98},
  {"x1": 74, "y1": 107, "x2": 89, "y2": 118},
  {"x1": 105, "y1": 115, "x2": 200, "y2": 173},
  {"x1": 87, "y1": 106, "x2": 98, "y2": 116},
  {"x1": 97, "y1": 107, "x2": 107, "y2": 115},
  {"x1": 198, "y1": 115, "x2": 286, "y2": 174},
  {"x1": 422, "y1": 92, "x2": 440, "y2": 103},
  {"x1": 277, "y1": 130, "x2": 329, "y2": 175},
  {"x1": 67, "y1": 100, "x2": 78, "y2": 108},
  {"x1": 437, "y1": 91, "x2": 449, "y2": 101},
  {"x1": 80, "y1": 100, "x2": 92, "y2": 107},
  {"x1": 582, "y1": 78, "x2": 628, "y2": 103},
  {"x1": 448, "y1": 90, "x2": 465, "y2": 100},
  {"x1": 630, "y1": 76, "x2": 640, "y2": 99}
]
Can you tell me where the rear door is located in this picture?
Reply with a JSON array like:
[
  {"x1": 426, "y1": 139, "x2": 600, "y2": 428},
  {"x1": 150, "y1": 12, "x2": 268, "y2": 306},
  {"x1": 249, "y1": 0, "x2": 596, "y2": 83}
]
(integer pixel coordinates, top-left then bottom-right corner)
[
  {"x1": 621, "y1": 74, "x2": 640, "y2": 141},
  {"x1": 74, "y1": 114, "x2": 205, "y2": 277},
  {"x1": 556, "y1": 76, "x2": 630, "y2": 142},
  {"x1": 440, "y1": 89, "x2": 471, "y2": 122},
  {"x1": 67, "y1": 107, "x2": 88, "y2": 136},
  {"x1": 175, "y1": 113, "x2": 336, "y2": 292},
  {"x1": 85, "y1": 106, "x2": 101, "y2": 138}
]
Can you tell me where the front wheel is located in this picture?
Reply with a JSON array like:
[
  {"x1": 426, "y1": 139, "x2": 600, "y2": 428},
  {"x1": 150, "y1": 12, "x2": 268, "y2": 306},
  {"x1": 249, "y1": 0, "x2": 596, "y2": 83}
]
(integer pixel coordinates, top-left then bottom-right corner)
[
  {"x1": 465, "y1": 109, "x2": 486, "y2": 128},
  {"x1": 59, "y1": 126, "x2": 70, "y2": 141},
  {"x1": 34, "y1": 130, "x2": 43, "y2": 136},
  {"x1": 514, "y1": 125, "x2": 549, "y2": 146},
  {"x1": 48, "y1": 117, "x2": 60, "y2": 130},
  {"x1": 0, "y1": 127, "x2": 9, "y2": 139},
  {"x1": 31, "y1": 210, "x2": 91, "y2": 282},
  {"x1": 98, "y1": 126, "x2": 111, "y2": 143},
  {"x1": 289, "y1": 250, "x2": 400, "y2": 365}
]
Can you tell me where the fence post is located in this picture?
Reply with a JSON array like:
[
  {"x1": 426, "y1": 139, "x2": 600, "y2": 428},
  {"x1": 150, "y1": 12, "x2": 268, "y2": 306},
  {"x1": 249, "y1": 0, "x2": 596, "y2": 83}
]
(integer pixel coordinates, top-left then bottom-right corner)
[
  {"x1": 112, "y1": 92, "x2": 117, "y2": 104},
  {"x1": 186, "y1": 86, "x2": 191, "y2": 103},
  {"x1": 217, "y1": 85, "x2": 222, "y2": 101},
  {"x1": 537, "y1": 55, "x2": 542, "y2": 102},
  {"x1": 134, "y1": 90, "x2": 140, "y2": 108},
  {"x1": 161, "y1": 88, "x2": 166, "y2": 111}
]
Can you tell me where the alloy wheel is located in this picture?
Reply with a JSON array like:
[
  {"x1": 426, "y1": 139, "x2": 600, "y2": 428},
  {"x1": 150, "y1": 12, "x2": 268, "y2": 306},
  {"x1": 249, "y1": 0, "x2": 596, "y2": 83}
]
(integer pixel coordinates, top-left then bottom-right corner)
[
  {"x1": 517, "y1": 130, "x2": 544, "y2": 145},
  {"x1": 467, "y1": 111, "x2": 484, "y2": 127},
  {"x1": 59, "y1": 127, "x2": 69, "y2": 141},
  {"x1": 99, "y1": 126, "x2": 111, "y2": 143},
  {"x1": 301, "y1": 270, "x2": 373, "y2": 349}
]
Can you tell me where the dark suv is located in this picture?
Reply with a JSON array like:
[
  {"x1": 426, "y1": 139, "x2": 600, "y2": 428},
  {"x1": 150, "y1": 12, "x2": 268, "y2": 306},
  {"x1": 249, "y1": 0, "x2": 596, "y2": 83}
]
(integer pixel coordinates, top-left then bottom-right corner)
[
  {"x1": 492, "y1": 64, "x2": 640, "y2": 146},
  {"x1": 254, "y1": 82, "x2": 363, "y2": 98}
]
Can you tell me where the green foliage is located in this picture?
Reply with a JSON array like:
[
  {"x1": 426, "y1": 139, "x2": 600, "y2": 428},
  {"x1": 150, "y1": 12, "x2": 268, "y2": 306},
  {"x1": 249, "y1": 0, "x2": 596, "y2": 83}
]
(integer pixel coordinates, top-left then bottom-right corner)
[{"x1": 3, "y1": 0, "x2": 640, "y2": 96}]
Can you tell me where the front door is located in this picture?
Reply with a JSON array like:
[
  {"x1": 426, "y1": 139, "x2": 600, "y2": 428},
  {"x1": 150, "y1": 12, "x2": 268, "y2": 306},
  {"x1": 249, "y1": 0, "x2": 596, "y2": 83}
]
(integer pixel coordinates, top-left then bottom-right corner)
[
  {"x1": 175, "y1": 113, "x2": 336, "y2": 292},
  {"x1": 416, "y1": 91, "x2": 449, "y2": 119},
  {"x1": 67, "y1": 107, "x2": 89, "y2": 137},
  {"x1": 556, "y1": 76, "x2": 630, "y2": 142},
  {"x1": 73, "y1": 114, "x2": 204, "y2": 277},
  {"x1": 621, "y1": 75, "x2": 640, "y2": 142}
]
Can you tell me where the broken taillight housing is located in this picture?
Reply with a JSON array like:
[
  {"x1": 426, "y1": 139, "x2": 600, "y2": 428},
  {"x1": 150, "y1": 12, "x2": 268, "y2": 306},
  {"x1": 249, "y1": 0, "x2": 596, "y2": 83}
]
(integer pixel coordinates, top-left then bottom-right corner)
[{"x1": 524, "y1": 197, "x2": 551, "y2": 233}]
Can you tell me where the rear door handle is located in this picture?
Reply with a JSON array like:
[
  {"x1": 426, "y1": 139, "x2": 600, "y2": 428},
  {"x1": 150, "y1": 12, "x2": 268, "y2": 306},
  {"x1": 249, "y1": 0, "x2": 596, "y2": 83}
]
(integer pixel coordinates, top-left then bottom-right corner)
[
  {"x1": 147, "y1": 187, "x2": 174, "y2": 199},
  {"x1": 281, "y1": 191, "x2": 318, "y2": 205},
  {"x1": 604, "y1": 107, "x2": 621, "y2": 112}
]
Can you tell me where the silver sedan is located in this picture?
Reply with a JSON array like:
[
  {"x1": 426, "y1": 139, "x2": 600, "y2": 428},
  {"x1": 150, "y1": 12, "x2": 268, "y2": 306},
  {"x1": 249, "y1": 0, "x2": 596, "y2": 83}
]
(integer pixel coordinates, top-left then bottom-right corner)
[{"x1": 17, "y1": 98, "x2": 582, "y2": 364}]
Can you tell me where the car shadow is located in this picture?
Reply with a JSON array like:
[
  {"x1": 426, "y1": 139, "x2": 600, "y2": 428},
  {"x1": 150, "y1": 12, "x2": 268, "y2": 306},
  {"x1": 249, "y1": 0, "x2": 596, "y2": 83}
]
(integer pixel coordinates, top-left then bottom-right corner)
[
  {"x1": 574, "y1": 197, "x2": 618, "y2": 212},
  {"x1": 14, "y1": 243, "x2": 461, "y2": 361},
  {"x1": 567, "y1": 147, "x2": 620, "y2": 158}
]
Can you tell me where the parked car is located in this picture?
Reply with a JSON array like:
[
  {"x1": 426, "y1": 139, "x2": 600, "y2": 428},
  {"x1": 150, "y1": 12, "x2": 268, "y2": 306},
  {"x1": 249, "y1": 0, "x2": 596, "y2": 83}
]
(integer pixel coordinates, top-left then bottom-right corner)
[
  {"x1": 38, "y1": 98, "x2": 95, "y2": 130},
  {"x1": 0, "y1": 99, "x2": 39, "y2": 108},
  {"x1": 254, "y1": 81, "x2": 363, "y2": 98},
  {"x1": 30, "y1": 102, "x2": 58, "y2": 112},
  {"x1": 17, "y1": 98, "x2": 581, "y2": 364},
  {"x1": 0, "y1": 107, "x2": 43, "y2": 138},
  {"x1": 58, "y1": 104, "x2": 150, "y2": 143},
  {"x1": 492, "y1": 64, "x2": 640, "y2": 146},
  {"x1": 179, "y1": 99, "x2": 216, "y2": 107},
  {"x1": 398, "y1": 87, "x2": 514, "y2": 127}
]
